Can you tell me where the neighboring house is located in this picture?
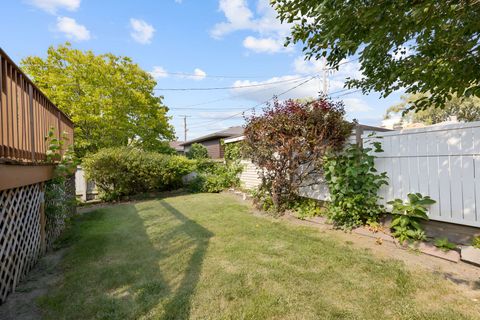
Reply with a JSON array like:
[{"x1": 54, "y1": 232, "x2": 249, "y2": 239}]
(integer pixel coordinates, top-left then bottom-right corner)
[
  {"x1": 180, "y1": 126, "x2": 244, "y2": 159},
  {"x1": 169, "y1": 141, "x2": 185, "y2": 155}
]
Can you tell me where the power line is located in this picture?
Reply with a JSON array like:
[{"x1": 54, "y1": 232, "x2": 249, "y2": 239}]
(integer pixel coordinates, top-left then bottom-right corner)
[
  {"x1": 151, "y1": 71, "x2": 288, "y2": 79},
  {"x1": 153, "y1": 76, "x2": 312, "y2": 91},
  {"x1": 154, "y1": 58, "x2": 359, "y2": 81},
  {"x1": 169, "y1": 106, "x2": 248, "y2": 111},
  {"x1": 186, "y1": 85, "x2": 365, "y2": 131},
  {"x1": 331, "y1": 88, "x2": 363, "y2": 97},
  {"x1": 186, "y1": 75, "x2": 320, "y2": 130}
]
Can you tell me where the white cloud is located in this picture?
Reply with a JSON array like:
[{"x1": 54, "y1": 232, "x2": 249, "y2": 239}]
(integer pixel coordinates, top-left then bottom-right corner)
[
  {"x1": 230, "y1": 75, "x2": 321, "y2": 102},
  {"x1": 211, "y1": 0, "x2": 292, "y2": 54},
  {"x1": 28, "y1": 0, "x2": 80, "y2": 14},
  {"x1": 174, "y1": 0, "x2": 183, "y2": 3},
  {"x1": 342, "y1": 98, "x2": 372, "y2": 113},
  {"x1": 149, "y1": 67, "x2": 207, "y2": 81},
  {"x1": 293, "y1": 56, "x2": 364, "y2": 93},
  {"x1": 243, "y1": 36, "x2": 292, "y2": 54},
  {"x1": 56, "y1": 16, "x2": 90, "y2": 41},
  {"x1": 130, "y1": 18, "x2": 155, "y2": 44},
  {"x1": 150, "y1": 66, "x2": 168, "y2": 79},
  {"x1": 189, "y1": 68, "x2": 207, "y2": 80}
]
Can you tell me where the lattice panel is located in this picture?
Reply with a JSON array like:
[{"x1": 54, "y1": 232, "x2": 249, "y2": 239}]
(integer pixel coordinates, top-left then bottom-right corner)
[{"x1": 0, "y1": 183, "x2": 42, "y2": 304}]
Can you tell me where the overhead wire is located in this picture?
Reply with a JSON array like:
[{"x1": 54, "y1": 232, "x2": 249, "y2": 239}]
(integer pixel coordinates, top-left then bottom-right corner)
[
  {"x1": 153, "y1": 75, "x2": 313, "y2": 91},
  {"x1": 186, "y1": 75, "x2": 320, "y2": 129}
]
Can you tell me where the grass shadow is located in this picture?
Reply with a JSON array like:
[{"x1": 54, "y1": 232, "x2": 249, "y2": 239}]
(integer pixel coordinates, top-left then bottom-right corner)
[
  {"x1": 40, "y1": 198, "x2": 213, "y2": 319},
  {"x1": 157, "y1": 200, "x2": 213, "y2": 320}
]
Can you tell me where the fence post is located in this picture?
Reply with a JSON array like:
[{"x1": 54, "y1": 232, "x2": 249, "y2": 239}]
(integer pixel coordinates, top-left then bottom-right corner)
[
  {"x1": 355, "y1": 124, "x2": 364, "y2": 148},
  {"x1": 29, "y1": 84, "x2": 35, "y2": 162}
]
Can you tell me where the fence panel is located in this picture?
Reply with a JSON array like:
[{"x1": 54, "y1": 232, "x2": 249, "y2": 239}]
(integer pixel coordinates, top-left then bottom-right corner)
[
  {"x1": 372, "y1": 122, "x2": 480, "y2": 227},
  {"x1": 0, "y1": 49, "x2": 74, "y2": 163}
]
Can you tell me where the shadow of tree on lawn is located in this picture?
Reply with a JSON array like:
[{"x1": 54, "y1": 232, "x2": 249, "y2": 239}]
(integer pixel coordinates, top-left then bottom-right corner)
[
  {"x1": 157, "y1": 200, "x2": 213, "y2": 320},
  {"x1": 40, "y1": 198, "x2": 213, "y2": 320}
]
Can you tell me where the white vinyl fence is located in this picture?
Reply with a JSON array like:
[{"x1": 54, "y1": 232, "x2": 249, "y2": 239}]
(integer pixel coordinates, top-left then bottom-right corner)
[{"x1": 373, "y1": 121, "x2": 480, "y2": 227}]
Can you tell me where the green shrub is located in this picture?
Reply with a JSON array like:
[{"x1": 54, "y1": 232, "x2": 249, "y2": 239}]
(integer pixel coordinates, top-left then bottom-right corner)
[
  {"x1": 472, "y1": 236, "x2": 480, "y2": 249},
  {"x1": 323, "y1": 139, "x2": 388, "y2": 229},
  {"x1": 186, "y1": 143, "x2": 209, "y2": 159},
  {"x1": 434, "y1": 237, "x2": 457, "y2": 252},
  {"x1": 189, "y1": 160, "x2": 242, "y2": 193},
  {"x1": 223, "y1": 140, "x2": 244, "y2": 163},
  {"x1": 250, "y1": 187, "x2": 275, "y2": 213},
  {"x1": 388, "y1": 193, "x2": 435, "y2": 243},
  {"x1": 83, "y1": 147, "x2": 195, "y2": 201},
  {"x1": 291, "y1": 197, "x2": 324, "y2": 219}
]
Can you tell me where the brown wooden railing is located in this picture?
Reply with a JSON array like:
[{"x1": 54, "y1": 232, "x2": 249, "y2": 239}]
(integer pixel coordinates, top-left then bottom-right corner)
[{"x1": 0, "y1": 48, "x2": 74, "y2": 163}]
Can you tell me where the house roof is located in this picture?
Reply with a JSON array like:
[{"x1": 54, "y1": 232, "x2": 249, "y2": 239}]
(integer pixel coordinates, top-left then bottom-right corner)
[
  {"x1": 179, "y1": 126, "x2": 244, "y2": 146},
  {"x1": 169, "y1": 141, "x2": 185, "y2": 151}
]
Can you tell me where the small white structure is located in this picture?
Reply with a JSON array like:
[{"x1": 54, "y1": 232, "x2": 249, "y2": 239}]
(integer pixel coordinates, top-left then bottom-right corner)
[{"x1": 75, "y1": 166, "x2": 98, "y2": 201}]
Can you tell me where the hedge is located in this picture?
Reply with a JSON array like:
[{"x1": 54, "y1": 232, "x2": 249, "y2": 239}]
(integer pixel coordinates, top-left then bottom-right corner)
[{"x1": 83, "y1": 147, "x2": 195, "y2": 200}]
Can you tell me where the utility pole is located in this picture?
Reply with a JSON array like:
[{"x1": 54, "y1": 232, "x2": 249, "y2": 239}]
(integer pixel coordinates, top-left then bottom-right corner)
[
  {"x1": 179, "y1": 115, "x2": 191, "y2": 142},
  {"x1": 322, "y1": 56, "x2": 328, "y2": 95}
]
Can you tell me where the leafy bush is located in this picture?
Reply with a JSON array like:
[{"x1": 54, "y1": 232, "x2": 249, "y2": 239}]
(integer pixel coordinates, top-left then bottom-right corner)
[
  {"x1": 434, "y1": 237, "x2": 457, "y2": 252},
  {"x1": 291, "y1": 197, "x2": 324, "y2": 219},
  {"x1": 83, "y1": 147, "x2": 195, "y2": 201},
  {"x1": 189, "y1": 160, "x2": 243, "y2": 193},
  {"x1": 323, "y1": 140, "x2": 388, "y2": 229},
  {"x1": 472, "y1": 236, "x2": 480, "y2": 249},
  {"x1": 387, "y1": 193, "x2": 436, "y2": 243},
  {"x1": 244, "y1": 98, "x2": 353, "y2": 213},
  {"x1": 223, "y1": 140, "x2": 244, "y2": 163},
  {"x1": 186, "y1": 143, "x2": 209, "y2": 159},
  {"x1": 250, "y1": 187, "x2": 275, "y2": 213}
]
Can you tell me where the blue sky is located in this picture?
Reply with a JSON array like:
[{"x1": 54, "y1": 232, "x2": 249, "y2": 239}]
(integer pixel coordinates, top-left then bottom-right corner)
[{"x1": 2, "y1": 0, "x2": 403, "y2": 140}]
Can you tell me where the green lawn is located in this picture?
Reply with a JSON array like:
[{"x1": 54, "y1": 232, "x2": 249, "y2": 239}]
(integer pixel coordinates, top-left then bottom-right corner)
[{"x1": 41, "y1": 193, "x2": 480, "y2": 319}]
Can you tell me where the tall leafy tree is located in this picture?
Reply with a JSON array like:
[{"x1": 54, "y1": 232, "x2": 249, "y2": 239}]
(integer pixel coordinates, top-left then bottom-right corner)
[
  {"x1": 271, "y1": 1, "x2": 480, "y2": 111},
  {"x1": 385, "y1": 93, "x2": 480, "y2": 125},
  {"x1": 21, "y1": 43, "x2": 174, "y2": 157}
]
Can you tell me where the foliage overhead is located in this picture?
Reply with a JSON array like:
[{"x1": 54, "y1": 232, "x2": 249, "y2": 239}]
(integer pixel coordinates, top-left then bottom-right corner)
[
  {"x1": 244, "y1": 98, "x2": 353, "y2": 212},
  {"x1": 271, "y1": 1, "x2": 480, "y2": 111},
  {"x1": 388, "y1": 193, "x2": 436, "y2": 243},
  {"x1": 186, "y1": 143, "x2": 209, "y2": 159},
  {"x1": 323, "y1": 138, "x2": 388, "y2": 229},
  {"x1": 21, "y1": 43, "x2": 174, "y2": 158},
  {"x1": 385, "y1": 93, "x2": 480, "y2": 125}
]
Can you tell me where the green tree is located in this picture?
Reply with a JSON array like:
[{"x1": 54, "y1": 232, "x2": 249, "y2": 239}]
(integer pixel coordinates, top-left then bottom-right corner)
[
  {"x1": 385, "y1": 93, "x2": 480, "y2": 125},
  {"x1": 186, "y1": 143, "x2": 209, "y2": 159},
  {"x1": 21, "y1": 43, "x2": 174, "y2": 158},
  {"x1": 271, "y1": 1, "x2": 480, "y2": 111}
]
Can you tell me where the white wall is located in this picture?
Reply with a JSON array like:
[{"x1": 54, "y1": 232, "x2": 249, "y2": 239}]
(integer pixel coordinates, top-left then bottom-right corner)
[
  {"x1": 239, "y1": 160, "x2": 262, "y2": 189},
  {"x1": 373, "y1": 121, "x2": 480, "y2": 227},
  {"x1": 75, "y1": 167, "x2": 98, "y2": 201}
]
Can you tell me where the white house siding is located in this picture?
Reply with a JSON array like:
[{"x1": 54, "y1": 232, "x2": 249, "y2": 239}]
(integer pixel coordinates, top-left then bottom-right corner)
[
  {"x1": 372, "y1": 121, "x2": 480, "y2": 227},
  {"x1": 239, "y1": 160, "x2": 262, "y2": 189}
]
